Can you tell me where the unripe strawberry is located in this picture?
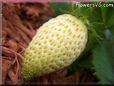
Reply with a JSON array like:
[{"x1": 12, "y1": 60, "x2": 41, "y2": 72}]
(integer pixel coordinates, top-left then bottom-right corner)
[{"x1": 22, "y1": 14, "x2": 88, "y2": 80}]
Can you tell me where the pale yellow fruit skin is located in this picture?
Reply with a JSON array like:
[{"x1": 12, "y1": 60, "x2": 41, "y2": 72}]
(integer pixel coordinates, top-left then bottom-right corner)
[{"x1": 22, "y1": 14, "x2": 88, "y2": 80}]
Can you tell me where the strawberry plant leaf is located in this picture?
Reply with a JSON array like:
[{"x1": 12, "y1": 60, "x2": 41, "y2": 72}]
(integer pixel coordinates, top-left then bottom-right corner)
[
  {"x1": 101, "y1": 6, "x2": 114, "y2": 28},
  {"x1": 101, "y1": 7, "x2": 109, "y2": 23},
  {"x1": 91, "y1": 22, "x2": 105, "y2": 34},
  {"x1": 88, "y1": 7, "x2": 102, "y2": 23},
  {"x1": 49, "y1": 3, "x2": 71, "y2": 15},
  {"x1": 92, "y1": 41, "x2": 113, "y2": 84}
]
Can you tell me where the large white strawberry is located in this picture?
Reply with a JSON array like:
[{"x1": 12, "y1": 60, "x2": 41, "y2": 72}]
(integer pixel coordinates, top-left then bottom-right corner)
[{"x1": 22, "y1": 14, "x2": 88, "y2": 80}]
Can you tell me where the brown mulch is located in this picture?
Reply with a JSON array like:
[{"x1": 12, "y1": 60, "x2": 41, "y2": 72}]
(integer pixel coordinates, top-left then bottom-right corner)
[{"x1": 2, "y1": 3, "x2": 96, "y2": 85}]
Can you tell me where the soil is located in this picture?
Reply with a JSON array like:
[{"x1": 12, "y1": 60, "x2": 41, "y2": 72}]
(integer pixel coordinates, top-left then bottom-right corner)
[{"x1": 2, "y1": 3, "x2": 97, "y2": 85}]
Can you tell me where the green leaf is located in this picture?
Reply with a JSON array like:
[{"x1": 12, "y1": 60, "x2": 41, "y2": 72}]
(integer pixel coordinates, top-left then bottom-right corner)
[
  {"x1": 49, "y1": 3, "x2": 71, "y2": 16},
  {"x1": 92, "y1": 41, "x2": 113, "y2": 84},
  {"x1": 91, "y1": 22, "x2": 105, "y2": 34},
  {"x1": 88, "y1": 7, "x2": 102, "y2": 23},
  {"x1": 101, "y1": 7, "x2": 108, "y2": 23},
  {"x1": 106, "y1": 9, "x2": 114, "y2": 28},
  {"x1": 101, "y1": 6, "x2": 114, "y2": 28}
]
